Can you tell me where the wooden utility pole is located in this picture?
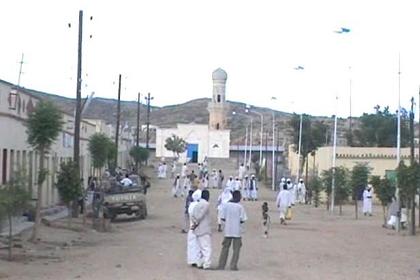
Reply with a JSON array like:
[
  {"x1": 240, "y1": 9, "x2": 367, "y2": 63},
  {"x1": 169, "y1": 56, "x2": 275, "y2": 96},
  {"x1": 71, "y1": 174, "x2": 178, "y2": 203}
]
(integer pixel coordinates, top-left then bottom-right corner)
[
  {"x1": 115, "y1": 74, "x2": 122, "y2": 168},
  {"x1": 418, "y1": 87, "x2": 420, "y2": 228},
  {"x1": 136, "y1": 92, "x2": 141, "y2": 147},
  {"x1": 17, "y1": 53, "x2": 24, "y2": 86},
  {"x1": 409, "y1": 97, "x2": 415, "y2": 235},
  {"x1": 73, "y1": 10, "x2": 83, "y2": 170},
  {"x1": 145, "y1": 93, "x2": 153, "y2": 149}
]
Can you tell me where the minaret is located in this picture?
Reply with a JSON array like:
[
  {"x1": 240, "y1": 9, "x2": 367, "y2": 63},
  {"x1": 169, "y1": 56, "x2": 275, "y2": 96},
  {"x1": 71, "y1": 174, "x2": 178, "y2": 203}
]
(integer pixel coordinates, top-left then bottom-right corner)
[{"x1": 208, "y1": 68, "x2": 229, "y2": 130}]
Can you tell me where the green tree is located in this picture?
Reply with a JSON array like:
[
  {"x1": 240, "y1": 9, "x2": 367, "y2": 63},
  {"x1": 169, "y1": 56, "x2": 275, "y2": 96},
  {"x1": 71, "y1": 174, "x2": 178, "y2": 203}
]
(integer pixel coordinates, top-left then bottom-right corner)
[
  {"x1": 310, "y1": 176, "x2": 322, "y2": 208},
  {"x1": 321, "y1": 167, "x2": 350, "y2": 215},
  {"x1": 350, "y1": 163, "x2": 371, "y2": 219},
  {"x1": 396, "y1": 161, "x2": 419, "y2": 235},
  {"x1": 129, "y1": 146, "x2": 150, "y2": 172},
  {"x1": 56, "y1": 160, "x2": 82, "y2": 227},
  {"x1": 289, "y1": 114, "x2": 328, "y2": 179},
  {"x1": 371, "y1": 176, "x2": 395, "y2": 226},
  {"x1": 164, "y1": 134, "x2": 187, "y2": 159},
  {"x1": 352, "y1": 105, "x2": 409, "y2": 147},
  {"x1": 26, "y1": 100, "x2": 63, "y2": 242},
  {"x1": 0, "y1": 171, "x2": 31, "y2": 261},
  {"x1": 88, "y1": 133, "x2": 116, "y2": 176}
]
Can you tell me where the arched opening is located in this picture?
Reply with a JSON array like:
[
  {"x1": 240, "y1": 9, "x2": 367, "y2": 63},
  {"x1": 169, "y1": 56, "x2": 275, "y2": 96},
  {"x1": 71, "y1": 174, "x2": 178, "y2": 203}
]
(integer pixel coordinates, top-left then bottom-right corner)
[
  {"x1": 216, "y1": 123, "x2": 220, "y2": 130},
  {"x1": 217, "y1": 94, "x2": 221, "y2": 103}
]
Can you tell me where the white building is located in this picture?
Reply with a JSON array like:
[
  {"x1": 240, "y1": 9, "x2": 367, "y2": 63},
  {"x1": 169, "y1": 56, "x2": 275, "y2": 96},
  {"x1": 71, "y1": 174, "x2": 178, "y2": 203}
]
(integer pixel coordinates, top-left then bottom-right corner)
[
  {"x1": 155, "y1": 68, "x2": 231, "y2": 163},
  {"x1": 0, "y1": 80, "x2": 96, "y2": 207}
]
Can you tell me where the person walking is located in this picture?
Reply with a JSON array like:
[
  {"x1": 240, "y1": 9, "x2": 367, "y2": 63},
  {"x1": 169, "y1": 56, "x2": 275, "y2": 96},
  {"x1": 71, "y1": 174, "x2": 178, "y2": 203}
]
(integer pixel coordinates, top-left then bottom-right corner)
[
  {"x1": 276, "y1": 183, "x2": 292, "y2": 225},
  {"x1": 217, "y1": 190, "x2": 247, "y2": 271},
  {"x1": 191, "y1": 190, "x2": 212, "y2": 269},
  {"x1": 363, "y1": 185, "x2": 373, "y2": 216}
]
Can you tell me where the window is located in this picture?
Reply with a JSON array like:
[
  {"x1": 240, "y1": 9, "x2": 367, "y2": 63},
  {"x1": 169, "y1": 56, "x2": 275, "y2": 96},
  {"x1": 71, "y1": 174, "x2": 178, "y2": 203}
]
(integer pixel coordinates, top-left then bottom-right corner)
[
  {"x1": 216, "y1": 123, "x2": 220, "y2": 130},
  {"x1": 2, "y1": 149, "x2": 7, "y2": 184},
  {"x1": 217, "y1": 95, "x2": 221, "y2": 103}
]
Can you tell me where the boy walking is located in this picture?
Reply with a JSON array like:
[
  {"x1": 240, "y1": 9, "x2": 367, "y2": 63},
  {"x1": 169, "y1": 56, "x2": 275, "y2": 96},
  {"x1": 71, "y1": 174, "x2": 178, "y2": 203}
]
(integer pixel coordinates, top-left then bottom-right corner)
[{"x1": 217, "y1": 190, "x2": 247, "y2": 271}]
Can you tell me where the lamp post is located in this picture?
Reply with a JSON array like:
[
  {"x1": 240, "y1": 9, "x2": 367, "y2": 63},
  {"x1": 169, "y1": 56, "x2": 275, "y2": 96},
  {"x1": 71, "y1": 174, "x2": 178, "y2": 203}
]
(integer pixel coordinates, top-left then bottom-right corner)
[
  {"x1": 330, "y1": 96, "x2": 339, "y2": 213},
  {"x1": 271, "y1": 102, "x2": 276, "y2": 191},
  {"x1": 297, "y1": 113, "x2": 303, "y2": 183},
  {"x1": 395, "y1": 54, "x2": 401, "y2": 231}
]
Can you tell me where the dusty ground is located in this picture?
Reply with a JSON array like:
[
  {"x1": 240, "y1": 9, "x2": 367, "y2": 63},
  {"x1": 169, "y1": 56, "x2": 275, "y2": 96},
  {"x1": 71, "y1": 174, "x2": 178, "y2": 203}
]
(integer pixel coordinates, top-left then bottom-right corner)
[{"x1": 1, "y1": 171, "x2": 420, "y2": 280}]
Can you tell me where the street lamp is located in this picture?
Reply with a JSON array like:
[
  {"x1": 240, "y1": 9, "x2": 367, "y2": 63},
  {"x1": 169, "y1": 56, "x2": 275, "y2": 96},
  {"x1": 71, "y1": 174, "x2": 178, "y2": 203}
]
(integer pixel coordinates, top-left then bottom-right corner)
[
  {"x1": 395, "y1": 54, "x2": 401, "y2": 231},
  {"x1": 330, "y1": 96, "x2": 339, "y2": 213},
  {"x1": 246, "y1": 105, "x2": 263, "y2": 167},
  {"x1": 271, "y1": 97, "x2": 277, "y2": 191}
]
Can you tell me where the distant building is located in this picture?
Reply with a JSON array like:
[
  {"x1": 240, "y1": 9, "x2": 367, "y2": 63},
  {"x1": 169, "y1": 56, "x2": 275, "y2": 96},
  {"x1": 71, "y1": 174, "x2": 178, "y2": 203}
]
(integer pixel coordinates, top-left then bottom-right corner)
[{"x1": 155, "y1": 68, "x2": 230, "y2": 162}]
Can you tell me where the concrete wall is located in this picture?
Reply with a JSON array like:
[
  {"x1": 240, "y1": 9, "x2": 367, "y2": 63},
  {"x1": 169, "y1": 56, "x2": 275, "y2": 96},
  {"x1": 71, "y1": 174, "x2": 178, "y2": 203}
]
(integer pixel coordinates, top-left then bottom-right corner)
[
  {"x1": 156, "y1": 124, "x2": 230, "y2": 162},
  {"x1": 288, "y1": 145, "x2": 417, "y2": 179}
]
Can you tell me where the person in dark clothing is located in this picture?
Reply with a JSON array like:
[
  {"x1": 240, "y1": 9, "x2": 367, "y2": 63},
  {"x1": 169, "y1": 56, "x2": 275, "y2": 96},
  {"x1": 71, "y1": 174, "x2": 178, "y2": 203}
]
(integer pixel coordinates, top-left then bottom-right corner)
[{"x1": 182, "y1": 190, "x2": 194, "y2": 233}]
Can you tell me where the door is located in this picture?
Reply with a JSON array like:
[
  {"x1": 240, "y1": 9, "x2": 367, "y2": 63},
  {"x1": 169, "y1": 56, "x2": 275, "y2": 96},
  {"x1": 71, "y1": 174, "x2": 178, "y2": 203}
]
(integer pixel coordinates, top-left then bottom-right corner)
[{"x1": 187, "y1": 144, "x2": 198, "y2": 163}]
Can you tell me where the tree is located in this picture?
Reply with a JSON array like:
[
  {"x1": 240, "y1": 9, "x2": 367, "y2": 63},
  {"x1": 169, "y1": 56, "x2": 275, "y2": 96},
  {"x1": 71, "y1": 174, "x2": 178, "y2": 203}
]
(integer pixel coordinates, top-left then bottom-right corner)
[
  {"x1": 321, "y1": 167, "x2": 350, "y2": 215},
  {"x1": 0, "y1": 171, "x2": 31, "y2": 261},
  {"x1": 129, "y1": 146, "x2": 149, "y2": 173},
  {"x1": 352, "y1": 105, "x2": 410, "y2": 147},
  {"x1": 350, "y1": 163, "x2": 371, "y2": 219},
  {"x1": 310, "y1": 176, "x2": 322, "y2": 207},
  {"x1": 26, "y1": 100, "x2": 63, "y2": 242},
  {"x1": 88, "y1": 133, "x2": 116, "y2": 176},
  {"x1": 164, "y1": 134, "x2": 187, "y2": 159},
  {"x1": 56, "y1": 160, "x2": 82, "y2": 227},
  {"x1": 397, "y1": 161, "x2": 419, "y2": 235},
  {"x1": 371, "y1": 176, "x2": 395, "y2": 226},
  {"x1": 289, "y1": 114, "x2": 328, "y2": 180}
]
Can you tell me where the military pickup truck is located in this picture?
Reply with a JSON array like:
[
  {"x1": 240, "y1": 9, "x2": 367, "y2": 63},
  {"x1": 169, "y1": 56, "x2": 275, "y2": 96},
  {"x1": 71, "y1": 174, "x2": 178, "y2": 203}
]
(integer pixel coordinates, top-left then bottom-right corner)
[{"x1": 102, "y1": 175, "x2": 148, "y2": 221}]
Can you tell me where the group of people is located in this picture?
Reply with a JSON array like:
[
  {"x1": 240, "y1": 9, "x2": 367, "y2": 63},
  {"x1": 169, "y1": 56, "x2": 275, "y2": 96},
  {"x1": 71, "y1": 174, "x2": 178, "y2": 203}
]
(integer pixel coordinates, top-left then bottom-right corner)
[{"x1": 186, "y1": 188, "x2": 247, "y2": 270}]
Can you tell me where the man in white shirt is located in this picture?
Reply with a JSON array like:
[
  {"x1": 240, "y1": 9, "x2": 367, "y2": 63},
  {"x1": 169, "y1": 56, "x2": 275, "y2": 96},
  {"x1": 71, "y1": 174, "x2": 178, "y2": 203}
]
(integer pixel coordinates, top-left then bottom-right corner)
[
  {"x1": 276, "y1": 183, "x2": 292, "y2": 225},
  {"x1": 120, "y1": 174, "x2": 133, "y2": 188},
  {"x1": 217, "y1": 190, "x2": 247, "y2": 271}
]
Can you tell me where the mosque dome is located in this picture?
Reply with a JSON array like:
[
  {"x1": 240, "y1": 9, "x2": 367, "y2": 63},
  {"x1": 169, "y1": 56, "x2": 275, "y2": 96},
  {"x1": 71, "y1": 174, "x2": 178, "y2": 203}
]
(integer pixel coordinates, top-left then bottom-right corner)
[{"x1": 212, "y1": 68, "x2": 227, "y2": 80}]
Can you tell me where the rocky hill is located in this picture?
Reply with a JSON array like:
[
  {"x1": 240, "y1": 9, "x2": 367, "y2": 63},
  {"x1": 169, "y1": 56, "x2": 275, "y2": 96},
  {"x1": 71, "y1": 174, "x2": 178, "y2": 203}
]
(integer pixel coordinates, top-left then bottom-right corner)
[{"x1": 26, "y1": 88, "x2": 350, "y2": 146}]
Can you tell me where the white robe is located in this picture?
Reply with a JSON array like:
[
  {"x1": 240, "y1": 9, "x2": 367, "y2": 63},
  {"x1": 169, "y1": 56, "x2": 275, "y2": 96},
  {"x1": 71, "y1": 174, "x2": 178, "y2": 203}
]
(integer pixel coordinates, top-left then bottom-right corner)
[
  {"x1": 287, "y1": 183, "x2": 296, "y2": 205},
  {"x1": 238, "y1": 166, "x2": 246, "y2": 180},
  {"x1": 158, "y1": 165, "x2": 165, "y2": 178},
  {"x1": 172, "y1": 178, "x2": 181, "y2": 197},
  {"x1": 232, "y1": 180, "x2": 241, "y2": 191},
  {"x1": 297, "y1": 182, "x2": 306, "y2": 204},
  {"x1": 181, "y1": 165, "x2": 188, "y2": 178},
  {"x1": 162, "y1": 164, "x2": 167, "y2": 178},
  {"x1": 363, "y1": 189, "x2": 373, "y2": 214},
  {"x1": 249, "y1": 179, "x2": 258, "y2": 200},
  {"x1": 210, "y1": 171, "x2": 218, "y2": 188},
  {"x1": 241, "y1": 179, "x2": 250, "y2": 200},
  {"x1": 217, "y1": 189, "x2": 233, "y2": 225},
  {"x1": 276, "y1": 190, "x2": 292, "y2": 219},
  {"x1": 187, "y1": 191, "x2": 202, "y2": 265}
]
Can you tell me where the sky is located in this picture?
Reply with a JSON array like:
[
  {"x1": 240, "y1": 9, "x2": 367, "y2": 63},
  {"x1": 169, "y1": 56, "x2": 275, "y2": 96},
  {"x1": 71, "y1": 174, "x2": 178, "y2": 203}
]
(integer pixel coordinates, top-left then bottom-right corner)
[{"x1": 1, "y1": 0, "x2": 420, "y2": 117}]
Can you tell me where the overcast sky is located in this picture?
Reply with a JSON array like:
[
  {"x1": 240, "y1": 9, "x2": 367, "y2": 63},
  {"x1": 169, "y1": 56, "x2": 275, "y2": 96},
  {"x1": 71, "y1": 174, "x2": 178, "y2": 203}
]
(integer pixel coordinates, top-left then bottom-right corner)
[{"x1": 1, "y1": 0, "x2": 420, "y2": 117}]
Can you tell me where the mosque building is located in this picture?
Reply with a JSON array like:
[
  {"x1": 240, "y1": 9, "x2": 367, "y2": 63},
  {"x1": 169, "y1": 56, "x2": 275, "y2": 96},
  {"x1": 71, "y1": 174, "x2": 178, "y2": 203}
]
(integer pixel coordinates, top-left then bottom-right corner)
[{"x1": 155, "y1": 68, "x2": 231, "y2": 163}]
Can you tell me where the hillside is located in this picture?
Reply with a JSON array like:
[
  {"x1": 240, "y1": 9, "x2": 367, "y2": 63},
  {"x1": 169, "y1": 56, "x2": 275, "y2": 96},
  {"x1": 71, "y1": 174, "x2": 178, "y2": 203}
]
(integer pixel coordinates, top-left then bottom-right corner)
[{"x1": 25, "y1": 88, "x2": 350, "y2": 146}]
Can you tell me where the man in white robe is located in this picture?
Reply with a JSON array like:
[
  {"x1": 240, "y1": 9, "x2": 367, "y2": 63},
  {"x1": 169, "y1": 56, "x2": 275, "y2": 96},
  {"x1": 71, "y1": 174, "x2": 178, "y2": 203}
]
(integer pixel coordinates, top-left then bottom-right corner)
[
  {"x1": 187, "y1": 190, "x2": 202, "y2": 265},
  {"x1": 171, "y1": 162, "x2": 177, "y2": 179},
  {"x1": 210, "y1": 169, "x2": 218, "y2": 189},
  {"x1": 249, "y1": 175, "x2": 258, "y2": 201},
  {"x1": 363, "y1": 185, "x2": 373, "y2": 216},
  {"x1": 181, "y1": 163, "x2": 188, "y2": 178},
  {"x1": 162, "y1": 162, "x2": 167, "y2": 178},
  {"x1": 276, "y1": 183, "x2": 292, "y2": 224},
  {"x1": 233, "y1": 177, "x2": 241, "y2": 191},
  {"x1": 225, "y1": 176, "x2": 234, "y2": 189},
  {"x1": 286, "y1": 178, "x2": 296, "y2": 205},
  {"x1": 157, "y1": 163, "x2": 164, "y2": 178},
  {"x1": 241, "y1": 175, "x2": 250, "y2": 201},
  {"x1": 297, "y1": 178, "x2": 306, "y2": 204},
  {"x1": 191, "y1": 190, "x2": 212, "y2": 269},
  {"x1": 217, "y1": 187, "x2": 233, "y2": 232},
  {"x1": 172, "y1": 174, "x2": 181, "y2": 197},
  {"x1": 238, "y1": 163, "x2": 246, "y2": 180}
]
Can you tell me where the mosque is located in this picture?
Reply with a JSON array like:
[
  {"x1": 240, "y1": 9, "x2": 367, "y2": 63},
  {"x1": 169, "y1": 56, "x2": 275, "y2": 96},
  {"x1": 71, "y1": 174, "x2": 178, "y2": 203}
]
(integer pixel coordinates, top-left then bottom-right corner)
[{"x1": 155, "y1": 68, "x2": 231, "y2": 163}]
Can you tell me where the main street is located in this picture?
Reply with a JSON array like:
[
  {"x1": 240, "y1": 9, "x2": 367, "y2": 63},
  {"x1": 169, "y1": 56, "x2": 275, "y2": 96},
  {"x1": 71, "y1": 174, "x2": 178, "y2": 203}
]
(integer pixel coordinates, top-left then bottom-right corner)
[{"x1": 2, "y1": 171, "x2": 419, "y2": 280}]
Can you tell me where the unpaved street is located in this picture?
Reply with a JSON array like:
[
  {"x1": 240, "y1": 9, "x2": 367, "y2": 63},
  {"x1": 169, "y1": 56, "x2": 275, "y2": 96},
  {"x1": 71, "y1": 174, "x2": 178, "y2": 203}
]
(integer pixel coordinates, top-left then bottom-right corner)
[{"x1": 2, "y1": 172, "x2": 420, "y2": 280}]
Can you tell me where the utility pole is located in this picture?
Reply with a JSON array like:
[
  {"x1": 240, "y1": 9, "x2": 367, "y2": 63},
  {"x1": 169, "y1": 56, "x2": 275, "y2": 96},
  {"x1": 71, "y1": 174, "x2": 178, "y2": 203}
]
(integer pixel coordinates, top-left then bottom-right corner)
[
  {"x1": 115, "y1": 74, "x2": 122, "y2": 168},
  {"x1": 74, "y1": 10, "x2": 83, "y2": 175},
  {"x1": 145, "y1": 93, "x2": 154, "y2": 149},
  {"x1": 17, "y1": 53, "x2": 24, "y2": 86},
  {"x1": 136, "y1": 92, "x2": 141, "y2": 147},
  {"x1": 418, "y1": 87, "x2": 420, "y2": 228},
  {"x1": 409, "y1": 96, "x2": 416, "y2": 235},
  {"x1": 72, "y1": 10, "x2": 83, "y2": 219}
]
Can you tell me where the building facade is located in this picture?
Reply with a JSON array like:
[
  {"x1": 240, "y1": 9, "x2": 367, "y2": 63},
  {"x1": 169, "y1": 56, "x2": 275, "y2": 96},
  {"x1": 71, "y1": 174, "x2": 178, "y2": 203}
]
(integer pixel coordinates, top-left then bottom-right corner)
[{"x1": 0, "y1": 80, "x2": 98, "y2": 207}]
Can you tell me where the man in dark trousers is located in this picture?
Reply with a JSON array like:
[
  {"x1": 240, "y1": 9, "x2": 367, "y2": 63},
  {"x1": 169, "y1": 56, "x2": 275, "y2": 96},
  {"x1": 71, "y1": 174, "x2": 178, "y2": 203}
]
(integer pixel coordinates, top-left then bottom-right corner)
[{"x1": 217, "y1": 190, "x2": 247, "y2": 271}]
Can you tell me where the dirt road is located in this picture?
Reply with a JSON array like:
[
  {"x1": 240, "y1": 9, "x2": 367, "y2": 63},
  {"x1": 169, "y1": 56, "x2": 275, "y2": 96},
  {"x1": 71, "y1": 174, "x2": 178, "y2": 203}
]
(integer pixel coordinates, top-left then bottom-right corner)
[{"x1": 1, "y1": 173, "x2": 420, "y2": 280}]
